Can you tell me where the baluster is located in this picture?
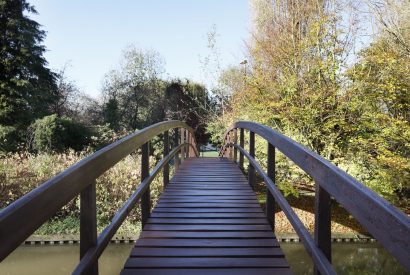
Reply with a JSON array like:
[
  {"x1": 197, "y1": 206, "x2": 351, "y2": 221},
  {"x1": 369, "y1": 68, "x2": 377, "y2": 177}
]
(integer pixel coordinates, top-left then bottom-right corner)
[
  {"x1": 248, "y1": 131, "x2": 255, "y2": 189},
  {"x1": 174, "y1": 128, "x2": 180, "y2": 171},
  {"x1": 180, "y1": 128, "x2": 185, "y2": 162},
  {"x1": 228, "y1": 131, "x2": 233, "y2": 160},
  {"x1": 163, "y1": 130, "x2": 169, "y2": 188},
  {"x1": 314, "y1": 183, "x2": 332, "y2": 274},
  {"x1": 233, "y1": 128, "x2": 238, "y2": 163},
  {"x1": 187, "y1": 131, "x2": 192, "y2": 157},
  {"x1": 140, "y1": 142, "x2": 150, "y2": 227},
  {"x1": 80, "y1": 180, "x2": 98, "y2": 275},
  {"x1": 239, "y1": 128, "x2": 244, "y2": 170},
  {"x1": 185, "y1": 129, "x2": 189, "y2": 158},
  {"x1": 266, "y1": 143, "x2": 275, "y2": 229}
]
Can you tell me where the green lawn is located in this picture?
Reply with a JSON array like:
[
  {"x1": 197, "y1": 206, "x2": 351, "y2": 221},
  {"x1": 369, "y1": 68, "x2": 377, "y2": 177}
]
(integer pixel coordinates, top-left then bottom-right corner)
[{"x1": 200, "y1": 151, "x2": 219, "y2": 157}]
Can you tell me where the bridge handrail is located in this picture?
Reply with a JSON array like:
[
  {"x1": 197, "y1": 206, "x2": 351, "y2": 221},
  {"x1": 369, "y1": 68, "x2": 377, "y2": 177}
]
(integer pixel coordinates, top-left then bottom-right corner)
[
  {"x1": 73, "y1": 143, "x2": 195, "y2": 274},
  {"x1": 0, "y1": 120, "x2": 198, "y2": 274},
  {"x1": 220, "y1": 121, "x2": 410, "y2": 272}
]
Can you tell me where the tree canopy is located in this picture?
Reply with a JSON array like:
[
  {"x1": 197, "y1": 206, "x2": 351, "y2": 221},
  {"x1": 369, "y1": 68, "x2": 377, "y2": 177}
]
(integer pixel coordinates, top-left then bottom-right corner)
[{"x1": 0, "y1": 0, "x2": 57, "y2": 151}]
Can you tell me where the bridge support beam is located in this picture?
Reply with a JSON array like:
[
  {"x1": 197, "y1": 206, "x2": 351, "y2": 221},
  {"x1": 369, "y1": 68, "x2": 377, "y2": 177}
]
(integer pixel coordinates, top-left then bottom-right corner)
[
  {"x1": 80, "y1": 180, "x2": 98, "y2": 275},
  {"x1": 163, "y1": 130, "x2": 169, "y2": 187},
  {"x1": 233, "y1": 129, "x2": 238, "y2": 163},
  {"x1": 248, "y1": 131, "x2": 255, "y2": 190},
  {"x1": 239, "y1": 128, "x2": 244, "y2": 170},
  {"x1": 141, "y1": 142, "x2": 150, "y2": 228},
  {"x1": 266, "y1": 143, "x2": 275, "y2": 229},
  {"x1": 174, "y1": 128, "x2": 180, "y2": 171},
  {"x1": 314, "y1": 184, "x2": 332, "y2": 274}
]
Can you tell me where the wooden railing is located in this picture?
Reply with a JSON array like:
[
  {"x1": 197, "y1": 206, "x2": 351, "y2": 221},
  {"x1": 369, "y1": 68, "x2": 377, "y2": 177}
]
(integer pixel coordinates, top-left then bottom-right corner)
[
  {"x1": 0, "y1": 120, "x2": 198, "y2": 275},
  {"x1": 220, "y1": 121, "x2": 410, "y2": 274}
]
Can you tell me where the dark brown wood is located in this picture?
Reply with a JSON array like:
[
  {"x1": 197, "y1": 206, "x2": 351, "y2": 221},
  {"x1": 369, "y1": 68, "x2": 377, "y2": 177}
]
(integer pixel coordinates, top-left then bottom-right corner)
[
  {"x1": 174, "y1": 128, "x2": 180, "y2": 170},
  {"x1": 314, "y1": 184, "x2": 332, "y2": 275},
  {"x1": 121, "y1": 268, "x2": 292, "y2": 275},
  {"x1": 136, "y1": 238, "x2": 279, "y2": 247},
  {"x1": 0, "y1": 120, "x2": 197, "y2": 261},
  {"x1": 150, "y1": 212, "x2": 267, "y2": 218},
  {"x1": 121, "y1": 158, "x2": 290, "y2": 274},
  {"x1": 73, "y1": 144, "x2": 189, "y2": 275},
  {"x1": 233, "y1": 144, "x2": 335, "y2": 275},
  {"x1": 139, "y1": 231, "x2": 274, "y2": 238},
  {"x1": 141, "y1": 142, "x2": 150, "y2": 228},
  {"x1": 163, "y1": 130, "x2": 169, "y2": 187},
  {"x1": 233, "y1": 129, "x2": 238, "y2": 163},
  {"x1": 124, "y1": 257, "x2": 289, "y2": 268},
  {"x1": 239, "y1": 128, "x2": 244, "y2": 169},
  {"x1": 131, "y1": 247, "x2": 283, "y2": 256},
  {"x1": 266, "y1": 143, "x2": 275, "y2": 229},
  {"x1": 248, "y1": 131, "x2": 255, "y2": 189},
  {"x1": 222, "y1": 121, "x2": 410, "y2": 271},
  {"x1": 80, "y1": 180, "x2": 98, "y2": 275}
]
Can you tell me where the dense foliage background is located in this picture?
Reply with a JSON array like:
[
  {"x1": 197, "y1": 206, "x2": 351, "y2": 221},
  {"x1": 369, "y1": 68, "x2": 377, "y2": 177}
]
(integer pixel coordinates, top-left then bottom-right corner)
[{"x1": 207, "y1": 0, "x2": 409, "y2": 209}]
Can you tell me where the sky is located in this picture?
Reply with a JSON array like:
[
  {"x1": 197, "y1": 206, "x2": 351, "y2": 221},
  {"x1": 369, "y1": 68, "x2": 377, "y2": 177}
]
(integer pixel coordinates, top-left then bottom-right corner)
[{"x1": 29, "y1": 0, "x2": 251, "y2": 98}]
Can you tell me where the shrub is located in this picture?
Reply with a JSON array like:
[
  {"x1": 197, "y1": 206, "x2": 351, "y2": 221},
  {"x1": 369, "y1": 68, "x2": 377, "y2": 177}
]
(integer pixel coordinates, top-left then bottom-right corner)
[
  {"x1": 29, "y1": 114, "x2": 91, "y2": 152},
  {"x1": 0, "y1": 125, "x2": 18, "y2": 153}
]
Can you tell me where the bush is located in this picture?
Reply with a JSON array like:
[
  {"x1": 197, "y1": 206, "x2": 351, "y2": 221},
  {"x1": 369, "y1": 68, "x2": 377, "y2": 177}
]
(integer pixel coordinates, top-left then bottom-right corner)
[
  {"x1": 0, "y1": 125, "x2": 18, "y2": 153},
  {"x1": 29, "y1": 114, "x2": 91, "y2": 152},
  {"x1": 0, "y1": 150, "x2": 163, "y2": 234}
]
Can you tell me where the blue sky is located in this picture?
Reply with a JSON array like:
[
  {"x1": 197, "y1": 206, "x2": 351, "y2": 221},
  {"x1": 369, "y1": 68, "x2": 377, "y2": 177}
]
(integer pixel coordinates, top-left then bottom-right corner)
[{"x1": 30, "y1": 0, "x2": 250, "y2": 98}]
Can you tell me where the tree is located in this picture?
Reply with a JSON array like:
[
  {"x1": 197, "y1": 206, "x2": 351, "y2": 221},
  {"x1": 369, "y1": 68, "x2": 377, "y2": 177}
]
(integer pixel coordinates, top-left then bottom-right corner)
[
  {"x1": 165, "y1": 79, "x2": 213, "y2": 145},
  {"x1": 53, "y1": 67, "x2": 80, "y2": 118},
  {"x1": 102, "y1": 46, "x2": 165, "y2": 130},
  {"x1": 344, "y1": 11, "x2": 410, "y2": 203},
  {"x1": 0, "y1": 0, "x2": 57, "y2": 151}
]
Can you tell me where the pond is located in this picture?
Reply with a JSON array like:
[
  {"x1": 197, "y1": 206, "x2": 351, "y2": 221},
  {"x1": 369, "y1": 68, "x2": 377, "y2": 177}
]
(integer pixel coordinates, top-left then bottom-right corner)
[{"x1": 0, "y1": 242, "x2": 407, "y2": 274}]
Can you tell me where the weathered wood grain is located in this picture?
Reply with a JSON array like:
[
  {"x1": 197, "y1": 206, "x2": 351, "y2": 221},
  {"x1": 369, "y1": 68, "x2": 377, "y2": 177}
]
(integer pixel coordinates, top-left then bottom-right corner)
[{"x1": 121, "y1": 158, "x2": 290, "y2": 274}]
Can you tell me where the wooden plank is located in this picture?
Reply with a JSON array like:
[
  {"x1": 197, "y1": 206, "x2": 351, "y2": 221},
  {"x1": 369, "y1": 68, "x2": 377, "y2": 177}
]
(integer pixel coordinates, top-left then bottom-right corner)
[
  {"x1": 121, "y1": 157, "x2": 290, "y2": 274},
  {"x1": 146, "y1": 218, "x2": 269, "y2": 225},
  {"x1": 232, "y1": 121, "x2": 410, "y2": 270},
  {"x1": 121, "y1": 268, "x2": 292, "y2": 275},
  {"x1": 150, "y1": 212, "x2": 267, "y2": 218},
  {"x1": 161, "y1": 191, "x2": 255, "y2": 196},
  {"x1": 139, "y1": 231, "x2": 275, "y2": 239},
  {"x1": 155, "y1": 203, "x2": 261, "y2": 208},
  {"x1": 136, "y1": 239, "x2": 279, "y2": 247},
  {"x1": 143, "y1": 224, "x2": 272, "y2": 231},
  {"x1": 159, "y1": 195, "x2": 255, "y2": 199},
  {"x1": 124, "y1": 257, "x2": 289, "y2": 268},
  {"x1": 157, "y1": 200, "x2": 257, "y2": 204},
  {"x1": 152, "y1": 208, "x2": 264, "y2": 213},
  {"x1": 130, "y1": 247, "x2": 284, "y2": 257}
]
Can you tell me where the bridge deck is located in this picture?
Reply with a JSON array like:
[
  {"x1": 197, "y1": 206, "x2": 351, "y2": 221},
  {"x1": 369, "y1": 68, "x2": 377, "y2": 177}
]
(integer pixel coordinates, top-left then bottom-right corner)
[{"x1": 121, "y1": 157, "x2": 291, "y2": 275}]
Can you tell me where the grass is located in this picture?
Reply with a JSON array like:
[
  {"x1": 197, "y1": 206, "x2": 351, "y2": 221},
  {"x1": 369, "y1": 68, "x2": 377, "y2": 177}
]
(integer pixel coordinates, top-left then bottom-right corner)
[{"x1": 200, "y1": 150, "x2": 219, "y2": 157}]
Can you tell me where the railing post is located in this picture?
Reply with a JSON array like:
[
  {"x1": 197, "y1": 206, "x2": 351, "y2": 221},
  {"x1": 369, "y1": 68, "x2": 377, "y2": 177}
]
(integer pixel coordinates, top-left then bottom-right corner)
[
  {"x1": 233, "y1": 129, "x2": 238, "y2": 163},
  {"x1": 187, "y1": 131, "x2": 192, "y2": 157},
  {"x1": 174, "y1": 128, "x2": 180, "y2": 171},
  {"x1": 163, "y1": 130, "x2": 169, "y2": 188},
  {"x1": 248, "y1": 131, "x2": 255, "y2": 189},
  {"x1": 228, "y1": 131, "x2": 233, "y2": 160},
  {"x1": 185, "y1": 129, "x2": 189, "y2": 158},
  {"x1": 180, "y1": 128, "x2": 185, "y2": 162},
  {"x1": 314, "y1": 183, "x2": 332, "y2": 275},
  {"x1": 140, "y1": 142, "x2": 150, "y2": 228},
  {"x1": 266, "y1": 143, "x2": 275, "y2": 229},
  {"x1": 239, "y1": 128, "x2": 244, "y2": 170},
  {"x1": 80, "y1": 180, "x2": 98, "y2": 275}
]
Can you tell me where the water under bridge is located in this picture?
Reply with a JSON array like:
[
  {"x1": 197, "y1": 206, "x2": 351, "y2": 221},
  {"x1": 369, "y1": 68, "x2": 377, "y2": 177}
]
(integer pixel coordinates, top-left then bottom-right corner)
[{"x1": 0, "y1": 121, "x2": 409, "y2": 274}]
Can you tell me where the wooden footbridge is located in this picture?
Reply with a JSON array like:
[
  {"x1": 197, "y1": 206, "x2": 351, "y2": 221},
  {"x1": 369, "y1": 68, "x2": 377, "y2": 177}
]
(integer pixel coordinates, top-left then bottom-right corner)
[{"x1": 0, "y1": 121, "x2": 409, "y2": 274}]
